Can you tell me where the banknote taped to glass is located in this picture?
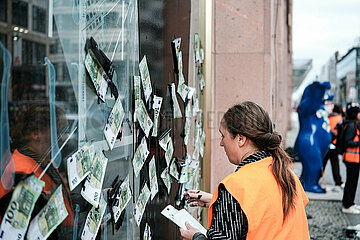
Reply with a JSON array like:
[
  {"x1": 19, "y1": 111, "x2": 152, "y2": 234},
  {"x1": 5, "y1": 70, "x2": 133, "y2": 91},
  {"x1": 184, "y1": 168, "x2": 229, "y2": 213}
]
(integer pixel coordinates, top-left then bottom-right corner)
[
  {"x1": 159, "y1": 130, "x2": 171, "y2": 151},
  {"x1": 148, "y1": 156, "x2": 158, "y2": 200},
  {"x1": 143, "y1": 223, "x2": 152, "y2": 240},
  {"x1": 81, "y1": 192, "x2": 107, "y2": 240},
  {"x1": 170, "y1": 158, "x2": 179, "y2": 181},
  {"x1": 134, "y1": 76, "x2": 141, "y2": 123},
  {"x1": 200, "y1": 48, "x2": 204, "y2": 63},
  {"x1": 132, "y1": 137, "x2": 150, "y2": 178},
  {"x1": 194, "y1": 33, "x2": 201, "y2": 63},
  {"x1": 81, "y1": 149, "x2": 108, "y2": 207},
  {"x1": 67, "y1": 141, "x2": 94, "y2": 191},
  {"x1": 185, "y1": 99, "x2": 192, "y2": 118},
  {"x1": 170, "y1": 83, "x2": 183, "y2": 118},
  {"x1": 172, "y1": 38, "x2": 181, "y2": 59},
  {"x1": 104, "y1": 97, "x2": 125, "y2": 150},
  {"x1": 161, "y1": 205, "x2": 206, "y2": 235},
  {"x1": 165, "y1": 140, "x2": 174, "y2": 167},
  {"x1": 200, "y1": 130, "x2": 206, "y2": 158},
  {"x1": 134, "y1": 184, "x2": 151, "y2": 227},
  {"x1": 179, "y1": 160, "x2": 199, "y2": 186},
  {"x1": 193, "y1": 94, "x2": 199, "y2": 117},
  {"x1": 0, "y1": 175, "x2": 44, "y2": 240},
  {"x1": 112, "y1": 175, "x2": 132, "y2": 223},
  {"x1": 151, "y1": 95, "x2": 163, "y2": 137},
  {"x1": 139, "y1": 56, "x2": 153, "y2": 103},
  {"x1": 26, "y1": 186, "x2": 68, "y2": 240},
  {"x1": 134, "y1": 75, "x2": 141, "y2": 101},
  {"x1": 84, "y1": 49, "x2": 109, "y2": 102},
  {"x1": 136, "y1": 99, "x2": 154, "y2": 138},
  {"x1": 161, "y1": 167, "x2": 172, "y2": 195},
  {"x1": 184, "y1": 117, "x2": 191, "y2": 146}
]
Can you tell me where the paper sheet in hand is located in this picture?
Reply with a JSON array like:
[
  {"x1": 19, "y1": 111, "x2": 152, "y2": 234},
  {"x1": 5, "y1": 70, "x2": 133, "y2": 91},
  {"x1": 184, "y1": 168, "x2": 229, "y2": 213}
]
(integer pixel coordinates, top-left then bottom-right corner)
[{"x1": 161, "y1": 205, "x2": 206, "y2": 235}]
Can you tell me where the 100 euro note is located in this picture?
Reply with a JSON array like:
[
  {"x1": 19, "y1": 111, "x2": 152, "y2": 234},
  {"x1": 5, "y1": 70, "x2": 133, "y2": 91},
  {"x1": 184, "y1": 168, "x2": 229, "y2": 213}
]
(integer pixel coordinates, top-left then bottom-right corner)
[
  {"x1": 148, "y1": 156, "x2": 158, "y2": 200},
  {"x1": 84, "y1": 49, "x2": 108, "y2": 102},
  {"x1": 81, "y1": 149, "x2": 108, "y2": 207},
  {"x1": 134, "y1": 184, "x2": 151, "y2": 227},
  {"x1": 26, "y1": 186, "x2": 68, "y2": 240},
  {"x1": 135, "y1": 99, "x2": 153, "y2": 138},
  {"x1": 104, "y1": 97, "x2": 125, "y2": 150},
  {"x1": 132, "y1": 137, "x2": 149, "y2": 178},
  {"x1": 112, "y1": 175, "x2": 132, "y2": 222},
  {"x1": 0, "y1": 175, "x2": 44, "y2": 240},
  {"x1": 151, "y1": 95, "x2": 163, "y2": 137},
  {"x1": 81, "y1": 193, "x2": 107, "y2": 240},
  {"x1": 67, "y1": 141, "x2": 93, "y2": 191},
  {"x1": 139, "y1": 56, "x2": 153, "y2": 103}
]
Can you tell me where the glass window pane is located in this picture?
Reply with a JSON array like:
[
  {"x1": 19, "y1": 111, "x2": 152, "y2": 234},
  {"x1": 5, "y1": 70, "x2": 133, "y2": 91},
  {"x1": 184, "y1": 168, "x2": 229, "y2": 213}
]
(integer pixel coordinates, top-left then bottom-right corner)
[
  {"x1": 0, "y1": 0, "x2": 6, "y2": 22},
  {"x1": 32, "y1": 6, "x2": 46, "y2": 33},
  {"x1": 12, "y1": 0, "x2": 28, "y2": 28}
]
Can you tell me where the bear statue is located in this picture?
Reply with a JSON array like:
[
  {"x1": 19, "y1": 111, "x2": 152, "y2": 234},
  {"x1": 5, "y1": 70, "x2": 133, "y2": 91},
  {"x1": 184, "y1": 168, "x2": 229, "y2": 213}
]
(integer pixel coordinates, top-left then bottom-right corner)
[{"x1": 294, "y1": 81, "x2": 332, "y2": 193}]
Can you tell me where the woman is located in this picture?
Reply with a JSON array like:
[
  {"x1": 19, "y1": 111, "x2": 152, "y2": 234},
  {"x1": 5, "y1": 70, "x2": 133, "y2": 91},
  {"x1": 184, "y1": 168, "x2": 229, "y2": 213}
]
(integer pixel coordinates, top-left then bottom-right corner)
[
  {"x1": 180, "y1": 101, "x2": 309, "y2": 240},
  {"x1": 342, "y1": 106, "x2": 360, "y2": 214}
]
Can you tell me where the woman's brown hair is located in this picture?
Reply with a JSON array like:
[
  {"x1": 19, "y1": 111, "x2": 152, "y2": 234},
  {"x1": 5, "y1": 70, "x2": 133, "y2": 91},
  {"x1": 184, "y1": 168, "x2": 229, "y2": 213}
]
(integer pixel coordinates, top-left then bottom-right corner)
[{"x1": 223, "y1": 101, "x2": 296, "y2": 220}]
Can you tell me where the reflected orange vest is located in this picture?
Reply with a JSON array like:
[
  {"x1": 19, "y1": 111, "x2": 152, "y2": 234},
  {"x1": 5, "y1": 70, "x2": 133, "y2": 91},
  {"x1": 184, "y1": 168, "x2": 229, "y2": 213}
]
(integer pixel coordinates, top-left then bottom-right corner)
[
  {"x1": 208, "y1": 157, "x2": 310, "y2": 240},
  {"x1": 343, "y1": 125, "x2": 360, "y2": 163},
  {"x1": 0, "y1": 149, "x2": 74, "y2": 225},
  {"x1": 329, "y1": 114, "x2": 342, "y2": 144}
]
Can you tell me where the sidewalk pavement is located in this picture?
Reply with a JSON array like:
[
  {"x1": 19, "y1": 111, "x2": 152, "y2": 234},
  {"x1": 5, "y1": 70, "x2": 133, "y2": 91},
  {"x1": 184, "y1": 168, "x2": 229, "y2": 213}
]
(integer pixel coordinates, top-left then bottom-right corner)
[{"x1": 287, "y1": 111, "x2": 360, "y2": 239}]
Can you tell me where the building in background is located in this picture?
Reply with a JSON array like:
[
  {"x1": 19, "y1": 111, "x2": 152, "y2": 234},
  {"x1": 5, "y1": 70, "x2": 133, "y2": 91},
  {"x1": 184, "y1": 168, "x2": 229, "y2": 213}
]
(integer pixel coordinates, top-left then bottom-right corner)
[
  {"x1": 292, "y1": 58, "x2": 313, "y2": 107},
  {"x1": 319, "y1": 54, "x2": 337, "y2": 102},
  {"x1": 336, "y1": 47, "x2": 360, "y2": 105}
]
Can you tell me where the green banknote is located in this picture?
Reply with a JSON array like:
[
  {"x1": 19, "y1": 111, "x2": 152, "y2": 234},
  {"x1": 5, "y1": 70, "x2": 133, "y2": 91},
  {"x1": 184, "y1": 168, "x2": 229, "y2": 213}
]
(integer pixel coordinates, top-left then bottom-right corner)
[
  {"x1": 0, "y1": 175, "x2": 44, "y2": 240},
  {"x1": 26, "y1": 185, "x2": 68, "y2": 240},
  {"x1": 81, "y1": 193, "x2": 107, "y2": 240},
  {"x1": 81, "y1": 149, "x2": 108, "y2": 207}
]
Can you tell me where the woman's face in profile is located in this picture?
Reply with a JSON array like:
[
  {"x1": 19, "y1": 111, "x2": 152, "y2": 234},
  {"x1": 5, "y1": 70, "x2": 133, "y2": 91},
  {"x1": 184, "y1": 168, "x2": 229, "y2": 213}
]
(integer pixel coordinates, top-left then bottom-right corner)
[{"x1": 219, "y1": 122, "x2": 241, "y2": 165}]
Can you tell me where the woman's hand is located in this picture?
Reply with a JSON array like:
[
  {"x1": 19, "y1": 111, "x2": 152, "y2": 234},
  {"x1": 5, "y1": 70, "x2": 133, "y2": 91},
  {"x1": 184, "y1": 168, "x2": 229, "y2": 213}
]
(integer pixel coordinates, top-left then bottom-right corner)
[
  {"x1": 185, "y1": 190, "x2": 213, "y2": 208},
  {"x1": 180, "y1": 222, "x2": 201, "y2": 240}
]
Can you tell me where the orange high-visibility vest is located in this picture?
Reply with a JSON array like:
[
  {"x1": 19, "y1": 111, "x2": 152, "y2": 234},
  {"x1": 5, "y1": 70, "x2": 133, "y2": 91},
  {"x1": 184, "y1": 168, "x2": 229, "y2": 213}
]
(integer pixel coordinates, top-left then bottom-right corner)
[
  {"x1": 343, "y1": 125, "x2": 360, "y2": 163},
  {"x1": 208, "y1": 157, "x2": 309, "y2": 240},
  {"x1": 0, "y1": 149, "x2": 74, "y2": 225},
  {"x1": 329, "y1": 114, "x2": 342, "y2": 144}
]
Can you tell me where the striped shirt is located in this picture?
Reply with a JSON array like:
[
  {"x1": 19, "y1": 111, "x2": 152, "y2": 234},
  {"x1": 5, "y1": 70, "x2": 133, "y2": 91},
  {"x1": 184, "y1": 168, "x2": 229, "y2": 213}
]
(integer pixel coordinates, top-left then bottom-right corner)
[{"x1": 193, "y1": 151, "x2": 271, "y2": 240}]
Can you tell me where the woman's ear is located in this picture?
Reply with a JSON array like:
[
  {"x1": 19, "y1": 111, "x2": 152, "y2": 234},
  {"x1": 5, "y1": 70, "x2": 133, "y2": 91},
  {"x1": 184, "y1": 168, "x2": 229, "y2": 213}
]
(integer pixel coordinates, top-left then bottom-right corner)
[{"x1": 237, "y1": 134, "x2": 246, "y2": 147}]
